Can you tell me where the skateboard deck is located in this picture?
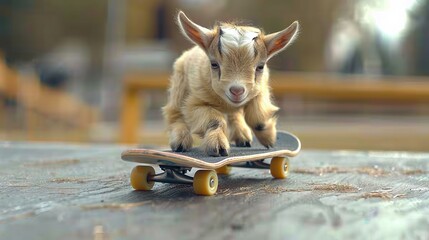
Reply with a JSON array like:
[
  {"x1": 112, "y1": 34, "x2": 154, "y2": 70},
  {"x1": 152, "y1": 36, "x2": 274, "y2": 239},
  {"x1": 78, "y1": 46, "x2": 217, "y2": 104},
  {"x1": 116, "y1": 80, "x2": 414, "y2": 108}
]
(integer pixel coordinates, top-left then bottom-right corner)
[
  {"x1": 122, "y1": 131, "x2": 301, "y2": 196},
  {"x1": 122, "y1": 131, "x2": 300, "y2": 169}
]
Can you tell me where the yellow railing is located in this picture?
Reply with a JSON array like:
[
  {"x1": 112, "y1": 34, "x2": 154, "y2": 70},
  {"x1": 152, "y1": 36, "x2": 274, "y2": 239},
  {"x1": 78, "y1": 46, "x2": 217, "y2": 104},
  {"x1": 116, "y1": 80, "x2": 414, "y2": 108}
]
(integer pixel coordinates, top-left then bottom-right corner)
[{"x1": 120, "y1": 72, "x2": 429, "y2": 144}]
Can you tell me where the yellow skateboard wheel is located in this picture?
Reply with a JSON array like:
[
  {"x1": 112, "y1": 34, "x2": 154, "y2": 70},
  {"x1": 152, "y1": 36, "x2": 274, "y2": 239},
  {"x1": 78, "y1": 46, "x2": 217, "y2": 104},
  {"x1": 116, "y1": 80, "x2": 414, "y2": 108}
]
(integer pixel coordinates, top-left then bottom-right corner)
[
  {"x1": 130, "y1": 166, "x2": 155, "y2": 190},
  {"x1": 216, "y1": 165, "x2": 232, "y2": 175},
  {"x1": 270, "y1": 157, "x2": 289, "y2": 179},
  {"x1": 193, "y1": 170, "x2": 218, "y2": 196}
]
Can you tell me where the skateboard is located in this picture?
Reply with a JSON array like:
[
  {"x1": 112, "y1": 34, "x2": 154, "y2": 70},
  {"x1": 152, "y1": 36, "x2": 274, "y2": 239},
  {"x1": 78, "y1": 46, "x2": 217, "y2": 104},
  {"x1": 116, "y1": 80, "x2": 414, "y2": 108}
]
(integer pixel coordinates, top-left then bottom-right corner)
[{"x1": 121, "y1": 131, "x2": 301, "y2": 196}]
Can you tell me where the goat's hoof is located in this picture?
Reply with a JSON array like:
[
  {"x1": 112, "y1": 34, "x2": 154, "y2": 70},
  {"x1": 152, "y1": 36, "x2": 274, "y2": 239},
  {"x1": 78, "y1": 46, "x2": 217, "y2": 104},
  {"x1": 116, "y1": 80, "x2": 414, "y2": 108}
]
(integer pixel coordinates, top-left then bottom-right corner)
[
  {"x1": 264, "y1": 144, "x2": 274, "y2": 149},
  {"x1": 219, "y1": 147, "x2": 229, "y2": 156},
  {"x1": 171, "y1": 143, "x2": 190, "y2": 152},
  {"x1": 256, "y1": 130, "x2": 276, "y2": 149},
  {"x1": 207, "y1": 146, "x2": 229, "y2": 157},
  {"x1": 236, "y1": 141, "x2": 251, "y2": 147},
  {"x1": 173, "y1": 144, "x2": 185, "y2": 152},
  {"x1": 169, "y1": 129, "x2": 193, "y2": 153},
  {"x1": 260, "y1": 140, "x2": 275, "y2": 149}
]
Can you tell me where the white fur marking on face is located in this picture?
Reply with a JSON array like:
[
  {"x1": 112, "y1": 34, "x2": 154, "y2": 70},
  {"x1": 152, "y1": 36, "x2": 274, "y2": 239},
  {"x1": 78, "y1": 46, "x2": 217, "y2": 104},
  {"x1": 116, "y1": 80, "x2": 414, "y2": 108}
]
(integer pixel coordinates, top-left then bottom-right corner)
[{"x1": 220, "y1": 27, "x2": 259, "y2": 55}]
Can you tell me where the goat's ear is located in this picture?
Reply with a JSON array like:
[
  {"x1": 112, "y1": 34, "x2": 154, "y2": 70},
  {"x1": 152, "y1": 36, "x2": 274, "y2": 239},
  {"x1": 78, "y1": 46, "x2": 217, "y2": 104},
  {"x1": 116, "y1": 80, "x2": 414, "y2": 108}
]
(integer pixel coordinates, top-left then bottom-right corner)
[
  {"x1": 264, "y1": 21, "x2": 299, "y2": 59},
  {"x1": 177, "y1": 11, "x2": 214, "y2": 50}
]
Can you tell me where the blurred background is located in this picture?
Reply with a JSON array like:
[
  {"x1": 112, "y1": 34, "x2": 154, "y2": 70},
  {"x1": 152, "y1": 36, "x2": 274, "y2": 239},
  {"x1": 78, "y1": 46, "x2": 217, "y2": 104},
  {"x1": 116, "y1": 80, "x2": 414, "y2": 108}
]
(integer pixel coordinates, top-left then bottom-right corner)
[{"x1": 1, "y1": 0, "x2": 429, "y2": 150}]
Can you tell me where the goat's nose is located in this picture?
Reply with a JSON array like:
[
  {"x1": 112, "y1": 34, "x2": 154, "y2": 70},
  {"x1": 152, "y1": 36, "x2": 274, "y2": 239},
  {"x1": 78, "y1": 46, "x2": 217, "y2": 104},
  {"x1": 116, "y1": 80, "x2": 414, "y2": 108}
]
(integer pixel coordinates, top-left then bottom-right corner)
[{"x1": 229, "y1": 86, "x2": 245, "y2": 96}]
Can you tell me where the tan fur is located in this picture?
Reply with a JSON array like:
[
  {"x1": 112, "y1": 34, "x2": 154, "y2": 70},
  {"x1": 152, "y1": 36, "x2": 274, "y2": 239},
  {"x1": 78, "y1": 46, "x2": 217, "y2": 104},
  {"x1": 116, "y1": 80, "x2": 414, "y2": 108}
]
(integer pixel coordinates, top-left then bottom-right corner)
[
  {"x1": 162, "y1": 12, "x2": 299, "y2": 156},
  {"x1": 227, "y1": 108, "x2": 252, "y2": 146}
]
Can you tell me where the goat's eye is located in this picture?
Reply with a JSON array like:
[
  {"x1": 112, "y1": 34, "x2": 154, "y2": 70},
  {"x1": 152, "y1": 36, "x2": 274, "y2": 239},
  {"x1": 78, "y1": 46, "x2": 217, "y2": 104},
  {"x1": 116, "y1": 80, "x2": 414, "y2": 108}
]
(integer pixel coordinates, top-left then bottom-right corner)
[
  {"x1": 256, "y1": 65, "x2": 264, "y2": 71},
  {"x1": 211, "y1": 62, "x2": 220, "y2": 69}
]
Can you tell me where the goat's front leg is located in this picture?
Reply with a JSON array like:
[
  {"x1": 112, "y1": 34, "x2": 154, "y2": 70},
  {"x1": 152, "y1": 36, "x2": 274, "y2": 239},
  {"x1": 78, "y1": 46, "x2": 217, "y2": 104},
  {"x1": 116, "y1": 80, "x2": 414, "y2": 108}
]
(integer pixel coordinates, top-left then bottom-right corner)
[
  {"x1": 228, "y1": 109, "x2": 252, "y2": 147},
  {"x1": 244, "y1": 93, "x2": 279, "y2": 148},
  {"x1": 185, "y1": 98, "x2": 229, "y2": 156},
  {"x1": 163, "y1": 105, "x2": 193, "y2": 152}
]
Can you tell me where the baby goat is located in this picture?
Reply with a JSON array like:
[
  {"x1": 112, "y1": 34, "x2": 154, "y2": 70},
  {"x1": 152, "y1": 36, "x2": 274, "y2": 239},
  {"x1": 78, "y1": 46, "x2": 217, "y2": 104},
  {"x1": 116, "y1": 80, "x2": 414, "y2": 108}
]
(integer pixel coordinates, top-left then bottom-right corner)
[{"x1": 163, "y1": 11, "x2": 299, "y2": 156}]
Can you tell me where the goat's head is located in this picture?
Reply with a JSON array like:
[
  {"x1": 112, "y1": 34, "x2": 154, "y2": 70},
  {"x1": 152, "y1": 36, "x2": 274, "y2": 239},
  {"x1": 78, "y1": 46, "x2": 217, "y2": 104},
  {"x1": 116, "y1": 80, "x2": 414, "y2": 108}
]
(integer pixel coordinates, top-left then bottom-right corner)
[{"x1": 177, "y1": 11, "x2": 299, "y2": 107}]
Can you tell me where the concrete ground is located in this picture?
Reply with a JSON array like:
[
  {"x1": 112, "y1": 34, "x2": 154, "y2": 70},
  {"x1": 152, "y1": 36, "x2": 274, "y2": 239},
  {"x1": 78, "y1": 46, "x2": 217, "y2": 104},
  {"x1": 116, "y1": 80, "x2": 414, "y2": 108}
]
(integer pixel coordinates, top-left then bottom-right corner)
[{"x1": 1, "y1": 141, "x2": 429, "y2": 239}]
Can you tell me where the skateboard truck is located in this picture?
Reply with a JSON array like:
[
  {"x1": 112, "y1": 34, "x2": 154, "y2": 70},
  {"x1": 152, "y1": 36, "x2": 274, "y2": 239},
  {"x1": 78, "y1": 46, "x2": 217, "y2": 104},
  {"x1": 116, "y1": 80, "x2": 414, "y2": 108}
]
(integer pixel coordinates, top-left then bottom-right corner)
[
  {"x1": 149, "y1": 166, "x2": 194, "y2": 185},
  {"x1": 149, "y1": 161, "x2": 271, "y2": 185},
  {"x1": 130, "y1": 165, "x2": 219, "y2": 196}
]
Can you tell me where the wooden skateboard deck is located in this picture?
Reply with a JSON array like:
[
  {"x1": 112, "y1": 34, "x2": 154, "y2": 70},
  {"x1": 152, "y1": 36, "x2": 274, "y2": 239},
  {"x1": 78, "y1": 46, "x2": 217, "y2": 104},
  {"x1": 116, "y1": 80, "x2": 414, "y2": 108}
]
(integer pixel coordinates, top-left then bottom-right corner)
[
  {"x1": 122, "y1": 131, "x2": 301, "y2": 169},
  {"x1": 122, "y1": 131, "x2": 301, "y2": 196}
]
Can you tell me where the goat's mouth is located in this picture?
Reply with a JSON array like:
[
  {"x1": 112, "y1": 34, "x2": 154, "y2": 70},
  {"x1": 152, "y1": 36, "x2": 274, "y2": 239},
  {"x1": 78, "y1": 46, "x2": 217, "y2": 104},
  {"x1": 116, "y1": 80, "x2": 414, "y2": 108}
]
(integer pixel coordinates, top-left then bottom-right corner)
[{"x1": 226, "y1": 94, "x2": 247, "y2": 105}]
